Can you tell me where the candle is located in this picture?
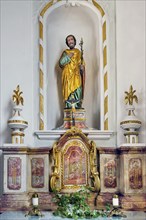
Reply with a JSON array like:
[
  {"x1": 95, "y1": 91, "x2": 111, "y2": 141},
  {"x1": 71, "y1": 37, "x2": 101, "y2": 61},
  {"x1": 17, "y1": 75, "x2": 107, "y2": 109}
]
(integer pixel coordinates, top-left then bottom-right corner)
[
  {"x1": 32, "y1": 193, "x2": 39, "y2": 206},
  {"x1": 112, "y1": 194, "x2": 119, "y2": 207}
]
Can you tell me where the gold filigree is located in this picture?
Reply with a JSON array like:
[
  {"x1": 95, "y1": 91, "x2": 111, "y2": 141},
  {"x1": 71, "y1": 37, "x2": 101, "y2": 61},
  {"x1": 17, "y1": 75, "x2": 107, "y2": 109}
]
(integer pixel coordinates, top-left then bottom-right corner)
[
  {"x1": 89, "y1": 141, "x2": 100, "y2": 192},
  {"x1": 124, "y1": 85, "x2": 138, "y2": 105},
  {"x1": 64, "y1": 127, "x2": 87, "y2": 139},
  {"x1": 64, "y1": 109, "x2": 85, "y2": 112},
  {"x1": 64, "y1": 118, "x2": 86, "y2": 121},
  {"x1": 50, "y1": 142, "x2": 61, "y2": 192},
  {"x1": 50, "y1": 129, "x2": 100, "y2": 193},
  {"x1": 12, "y1": 85, "x2": 24, "y2": 106},
  {"x1": 11, "y1": 133, "x2": 24, "y2": 136},
  {"x1": 120, "y1": 120, "x2": 141, "y2": 125},
  {"x1": 8, "y1": 120, "x2": 28, "y2": 124}
]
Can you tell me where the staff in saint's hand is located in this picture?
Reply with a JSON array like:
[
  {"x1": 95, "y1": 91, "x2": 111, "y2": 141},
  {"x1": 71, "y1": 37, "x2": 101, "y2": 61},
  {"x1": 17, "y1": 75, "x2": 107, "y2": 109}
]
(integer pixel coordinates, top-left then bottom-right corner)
[{"x1": 79, "y1": 38, "x2": 85, "y2": 100}]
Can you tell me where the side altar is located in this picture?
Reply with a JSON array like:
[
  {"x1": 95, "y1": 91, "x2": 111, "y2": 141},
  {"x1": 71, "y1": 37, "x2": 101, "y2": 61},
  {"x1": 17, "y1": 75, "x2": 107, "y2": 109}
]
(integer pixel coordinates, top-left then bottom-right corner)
[
  {"x1": 0, "y1": 0, "x2": 145, "y2": 213},
  {"x1": 0, "y1": 85, "x2": 146, "y2": 212}
]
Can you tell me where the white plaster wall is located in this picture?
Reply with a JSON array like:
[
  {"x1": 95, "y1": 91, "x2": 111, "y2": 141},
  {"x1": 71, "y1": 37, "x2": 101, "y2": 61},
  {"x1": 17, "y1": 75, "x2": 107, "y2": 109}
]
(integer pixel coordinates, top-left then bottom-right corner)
[
  {"x1": 0, "y1": 0, "x2": 34, "y2": 146},
  {"x1": 116, "y1": 0, "x2": 146, "y2": 145}
]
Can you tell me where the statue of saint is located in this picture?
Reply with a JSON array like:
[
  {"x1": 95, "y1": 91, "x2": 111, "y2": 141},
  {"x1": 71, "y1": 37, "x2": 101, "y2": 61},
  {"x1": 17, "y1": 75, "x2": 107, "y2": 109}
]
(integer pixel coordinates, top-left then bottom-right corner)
[{"x1": 59, "y1": 35, "x2": 85, "y2": 109}]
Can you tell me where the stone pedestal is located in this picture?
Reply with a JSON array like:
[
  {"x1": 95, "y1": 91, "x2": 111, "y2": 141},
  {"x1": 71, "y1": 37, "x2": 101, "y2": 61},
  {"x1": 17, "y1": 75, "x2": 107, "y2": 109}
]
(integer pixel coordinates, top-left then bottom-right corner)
[
  {"x1": 118, "y1": 144, "x2": 146, "y2": 210},
  {"x1": 62, "y1": 108, "x2": 88, "y2": 129},
  {"x1": 0, "y1": 145, "x2": 50, "y2": 211},
  {"x1": 96, "y1": 145, "x2": 146, "y2": 210}
]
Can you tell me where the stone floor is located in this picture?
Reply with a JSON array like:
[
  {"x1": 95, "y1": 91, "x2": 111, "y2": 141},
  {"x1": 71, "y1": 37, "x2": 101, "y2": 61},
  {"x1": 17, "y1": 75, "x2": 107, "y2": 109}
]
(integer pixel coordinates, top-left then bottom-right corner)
[{"x1": 0, "y1": 211, "x2": 145, "y2": 220}]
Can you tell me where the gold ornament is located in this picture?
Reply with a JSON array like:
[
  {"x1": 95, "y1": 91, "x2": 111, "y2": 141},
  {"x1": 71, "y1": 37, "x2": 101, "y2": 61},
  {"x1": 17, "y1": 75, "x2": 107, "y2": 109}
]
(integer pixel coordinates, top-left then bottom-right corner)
[
  {"x1": 12, "y1": 85, "x2": 24, "y2": 105},
  {"x1": 124, "y1": 85, "x2": 138, "y2": 105}
]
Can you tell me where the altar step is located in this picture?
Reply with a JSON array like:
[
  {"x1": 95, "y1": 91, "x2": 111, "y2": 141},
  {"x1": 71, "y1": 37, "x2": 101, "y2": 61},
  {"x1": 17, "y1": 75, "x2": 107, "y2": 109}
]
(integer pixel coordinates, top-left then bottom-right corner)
[{"x1": 0, "y1": 192, "x2": 145, "y2": 211}]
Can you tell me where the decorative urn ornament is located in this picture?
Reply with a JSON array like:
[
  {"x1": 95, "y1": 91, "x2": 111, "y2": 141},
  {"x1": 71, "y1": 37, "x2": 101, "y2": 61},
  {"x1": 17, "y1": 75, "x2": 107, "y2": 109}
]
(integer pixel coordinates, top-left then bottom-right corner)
[
  {"x1": 8, "y1": 85, "x2": 28, "y2": 144},
  {"x1": 120, "y1": 85, "x2": 141, "y2": 143}
]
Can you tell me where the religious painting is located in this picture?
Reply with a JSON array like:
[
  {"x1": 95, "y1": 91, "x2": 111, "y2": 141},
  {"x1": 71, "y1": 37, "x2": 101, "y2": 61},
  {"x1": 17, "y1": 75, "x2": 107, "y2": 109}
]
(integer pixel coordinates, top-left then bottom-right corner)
[
  {"x1": 63, "y1": 145, "x2": 87, "y2": 186},
  {"x1": 31, "y1": 158, "x2": 44, "y2": 188},
  {"x1": 129, "y1": 158, "x2": 142, "y2": 189},
  {"x1": 104, "y1": 158, "x2": 117, "y2": 188},
  {"x1": 8, "y1": 157, "x2": 21, "y2": 190}
]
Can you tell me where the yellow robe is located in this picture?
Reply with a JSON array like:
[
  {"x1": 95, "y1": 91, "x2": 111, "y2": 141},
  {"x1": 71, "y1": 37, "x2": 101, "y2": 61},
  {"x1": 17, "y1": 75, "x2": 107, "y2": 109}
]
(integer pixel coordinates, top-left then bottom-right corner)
[{"x1": 60, "y1": 48, "x2": 82, "y2": 101}]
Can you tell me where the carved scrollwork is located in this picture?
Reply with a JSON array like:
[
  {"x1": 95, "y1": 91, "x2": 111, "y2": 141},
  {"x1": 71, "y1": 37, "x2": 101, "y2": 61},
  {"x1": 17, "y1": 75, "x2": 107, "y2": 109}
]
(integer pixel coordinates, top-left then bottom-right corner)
[
  {"x1": 50, "y1": 129, "x2": 100, "y2": 193},
  {"x1": 89, "y1": 141, "x2": 100, "y2": 192},
  {"x1": 50, "y1": 142, "x2": 61, "y2": 191}
]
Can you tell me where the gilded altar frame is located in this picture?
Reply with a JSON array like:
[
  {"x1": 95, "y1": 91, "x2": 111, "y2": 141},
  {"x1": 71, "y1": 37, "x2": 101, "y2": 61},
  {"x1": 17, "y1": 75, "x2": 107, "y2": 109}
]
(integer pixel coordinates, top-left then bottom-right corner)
[{"x1": 50, "y1": 127, "x2": 100, "y2": 193}]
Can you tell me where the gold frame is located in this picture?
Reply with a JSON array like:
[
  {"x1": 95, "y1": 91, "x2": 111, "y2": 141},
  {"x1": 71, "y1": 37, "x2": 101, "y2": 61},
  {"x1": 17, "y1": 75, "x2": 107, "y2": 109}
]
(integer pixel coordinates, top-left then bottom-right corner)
[{"x1": 50, "y1": 127, "x2": 100, "y2": 192}]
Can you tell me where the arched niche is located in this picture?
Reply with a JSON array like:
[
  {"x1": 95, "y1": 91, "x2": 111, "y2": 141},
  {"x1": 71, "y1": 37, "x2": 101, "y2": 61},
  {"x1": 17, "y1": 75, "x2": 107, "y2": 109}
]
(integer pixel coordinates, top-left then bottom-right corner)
[{"x1": 36, "y1": 0, "x2": 113, "y2": 140}]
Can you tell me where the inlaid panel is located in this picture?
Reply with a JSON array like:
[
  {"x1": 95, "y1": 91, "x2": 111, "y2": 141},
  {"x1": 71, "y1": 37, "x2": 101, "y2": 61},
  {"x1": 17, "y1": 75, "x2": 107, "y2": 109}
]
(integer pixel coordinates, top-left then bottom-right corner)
[
  {"x1": 28, "y1": 154, "x2": 49, "y2": 192},
  {"x1": 129, "y1": 158, "x2": 142, "y2": 189},
  {"x1": 8, "y1": 157, "x2": 21, "y2": 190},
  {"x1": 103, "y1": 158, "x2": 117, "y2": 188},
  {"x1": 31, "y1": 158, "x2": 44, "y2": 188},
  {"x1": 63, "y1": 145, "x2": 87, "y2": 186}
]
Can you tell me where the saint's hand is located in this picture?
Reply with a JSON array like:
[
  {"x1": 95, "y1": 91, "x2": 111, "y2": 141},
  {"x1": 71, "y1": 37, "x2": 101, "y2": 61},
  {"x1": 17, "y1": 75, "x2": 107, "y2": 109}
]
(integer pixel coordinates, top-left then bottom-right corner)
[{"x1": 68, "y1": 53, "x2": 74, "y2": 58}]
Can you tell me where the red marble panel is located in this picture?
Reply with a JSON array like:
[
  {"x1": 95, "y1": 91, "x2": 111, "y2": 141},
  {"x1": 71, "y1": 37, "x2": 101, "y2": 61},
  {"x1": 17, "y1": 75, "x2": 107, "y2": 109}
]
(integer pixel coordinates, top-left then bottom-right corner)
[
  {"x1": 31, "y1": 158, "x2": 44, "y2": 188},
  {"x1": 103, "y1": 158, "x2": 117, "y2": 188},
  {"x1": 8, "y1": 157, "x2": 21, "y2": 190},
  {"x1": 129, "y1": 158, "x2": 142, "y2": 189}
]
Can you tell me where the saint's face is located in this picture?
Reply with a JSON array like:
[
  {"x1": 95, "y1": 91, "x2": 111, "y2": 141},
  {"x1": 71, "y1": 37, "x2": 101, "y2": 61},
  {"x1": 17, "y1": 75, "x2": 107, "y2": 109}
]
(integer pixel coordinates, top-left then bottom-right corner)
[{"x1": 67, "y1": 36, "x2": 75, "y2": 49}]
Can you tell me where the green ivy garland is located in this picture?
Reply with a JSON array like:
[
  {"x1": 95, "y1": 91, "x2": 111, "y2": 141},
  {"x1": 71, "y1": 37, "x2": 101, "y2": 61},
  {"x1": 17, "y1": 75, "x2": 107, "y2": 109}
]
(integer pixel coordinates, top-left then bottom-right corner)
[{"x1": 52, "y1": 187, "x2": 110, "y2": 219}]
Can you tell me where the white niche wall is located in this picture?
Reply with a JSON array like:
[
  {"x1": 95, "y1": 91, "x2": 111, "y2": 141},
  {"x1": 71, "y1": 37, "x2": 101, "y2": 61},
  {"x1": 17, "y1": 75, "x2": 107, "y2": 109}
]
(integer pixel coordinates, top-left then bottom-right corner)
[
  {"x1": 46, "y1": 6, "x2": 101, "y2": 129},
  {"x1": 42, "y1": 3, "x2": 104, "y2": 130},
  {"x1": 36, "y1": 1, "x2": 115, "y2": 138}
]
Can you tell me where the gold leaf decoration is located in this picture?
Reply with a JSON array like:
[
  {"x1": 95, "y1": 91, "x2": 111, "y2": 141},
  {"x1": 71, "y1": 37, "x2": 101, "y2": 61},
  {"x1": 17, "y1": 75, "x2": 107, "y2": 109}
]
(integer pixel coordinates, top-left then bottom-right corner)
[
  {"x1": 124, "y1": 85, "x2": 138, "y2": 105},
  {"x1": 12, "y1": 85, "x2": 24, "y2": 106}
]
